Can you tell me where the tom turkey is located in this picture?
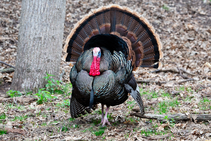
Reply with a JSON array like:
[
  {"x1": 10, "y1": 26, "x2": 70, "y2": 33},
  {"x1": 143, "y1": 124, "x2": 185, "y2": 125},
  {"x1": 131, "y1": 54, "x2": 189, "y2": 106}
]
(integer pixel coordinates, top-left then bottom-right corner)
[{"x1": 64, "y1": 4, "x2": 163, "y2": 126}]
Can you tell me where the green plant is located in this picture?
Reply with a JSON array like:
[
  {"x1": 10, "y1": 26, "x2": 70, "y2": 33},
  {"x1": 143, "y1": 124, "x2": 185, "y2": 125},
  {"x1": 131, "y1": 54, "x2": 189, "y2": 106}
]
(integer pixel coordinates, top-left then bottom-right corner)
[
  {"x1": 178, "y1": 86, "x2": 185, "y2": 91},
  {"x1": 140, "y1": 89, "x2": 159, "y2": 100},
  {"x1": 35, "y1": 88, "x2": 57, "y2": 104},
  {"x1": 93, "y1": 126, "x2": 106, "y2": 136},
  {"x1": 6, "y1": 90, "x2": 22, "y2": 97},
  {"x1": 61, "y1": 126, "x2": 69, "y2": 132},
  {"x1": 161, "y1": 92, "x2": 171, "y2": 98},
  {"x1": 82, "y1": 126, "x2": 93, "y2": 133},
  {"x1": 157, "y1": 98, "x2": 180, "y2": 114},
  {"x1": 82, "y1": 125, "x2": 106, "y2": 136},
  {"x1": 199, "y1": 98, "x2": 211, "y2": 110},
  {"x1": 4, "y1": 103, "x2": 25, "y2": 111},
  {"x1": 168, "y1": 98, "x2": 180, "y2": 107},
  {"x1": 69, "y1": 118, "x2": 75, "y2": 122},
  {"x1": 61, "y1": 83, "x2": 72, "y2": 96},
  {"x1": 107, "y1": 113, "x2": 113, "y2": 121},
  {"x1": 41, "y1": 123, "x2": 47, "y2": 126},
  {"x1": 164, "y1": 116, "x2": 176, "y2": 127},
  {"x1": 151, "y1": 92, "x2": 159, "y2": 98},
  {"x1": 158, "y1": 101, "x2": 168, "y2": 114},
  {"x1": 56, "y1": 99, "x2": 70, "y2": 107},
  {"x1": 186, "y1": 87, "x2": 194, "y2": 93},
  {"x1": 0, "y1": 113, "x2": 6, "y2": 123},
  {"x1": 13, "y1": 115, "x2": 28, "y2": 121},
  {"x1": 184, "y1": 95, "x2": 194, "y2": 102},
  {"x1": 44, "y1": 74, "x2": 59, "y2": 92},
  {"x1": 0, "y1": 130, "x2": 7, "y2": 135},
  {"x1": 140, "y1": 129, "x2": 168, "y2": 137},
  {"x1": 126, "y1": 117, "x2": 137, "y2": 124},
  {"x1": 44, "y1": 73, "x2": 72, "y2": 94},
  {"x1": 162, "y1": 4, "x2": 169, "y2": 11},
  {"x1": 95, "y1": 109, "x2": 102, "y2": 115},
  {"x1": 91, "y1": 119, "x2": 101, "y2": 125},
  {"x1": 127, "y1": 100, "x2": 136, "y2": 110},
  {"x1": 50, "y1": 121, "x2": 59, "y2": 125},
  {"x1": 139, "y1": 87, "x2": 149, "y2": 96},
  {"x1": 36, "y1": 110, "x2": 42, "y2": 117},
  {"x1": 169, "y1": 118, "x2": 176, "y2": 127}
]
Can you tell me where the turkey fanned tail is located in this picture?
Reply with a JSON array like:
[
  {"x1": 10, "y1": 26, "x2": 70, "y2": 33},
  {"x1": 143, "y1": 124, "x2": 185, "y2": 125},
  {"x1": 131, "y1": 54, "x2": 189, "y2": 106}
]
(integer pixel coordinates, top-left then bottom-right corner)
[
  {"x1": 124, "y1": 84, "x2": 145, "y2": 115},
  {"x1": 64, "y1": 4, "x2": 163, "y2": 70}
]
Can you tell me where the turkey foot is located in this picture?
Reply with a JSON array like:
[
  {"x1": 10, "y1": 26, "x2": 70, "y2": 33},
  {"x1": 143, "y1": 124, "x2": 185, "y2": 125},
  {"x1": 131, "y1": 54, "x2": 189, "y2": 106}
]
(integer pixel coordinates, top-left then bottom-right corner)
[{"x1": 99, "y1": 105, "x2": 110, "y2": 126}]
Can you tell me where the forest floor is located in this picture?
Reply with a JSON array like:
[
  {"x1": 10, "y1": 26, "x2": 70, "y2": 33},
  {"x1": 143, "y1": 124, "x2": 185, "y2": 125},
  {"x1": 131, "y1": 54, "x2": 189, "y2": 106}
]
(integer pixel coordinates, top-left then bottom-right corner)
[{"x1": 0, "y1": 0, "x2": 211, "y2": 140}]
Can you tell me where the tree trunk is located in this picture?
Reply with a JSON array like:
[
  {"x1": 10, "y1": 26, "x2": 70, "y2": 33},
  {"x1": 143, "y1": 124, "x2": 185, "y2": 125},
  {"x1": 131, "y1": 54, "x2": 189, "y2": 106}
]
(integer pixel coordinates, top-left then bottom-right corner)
[{"x1": 12, "y1": 0, "x2": 66, "y2": 91}]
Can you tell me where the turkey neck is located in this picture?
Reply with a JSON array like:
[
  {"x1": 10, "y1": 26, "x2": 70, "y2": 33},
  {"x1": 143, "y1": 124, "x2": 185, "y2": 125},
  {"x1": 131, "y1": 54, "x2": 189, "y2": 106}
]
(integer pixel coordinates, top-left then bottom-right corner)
[{"x1": 89, "y1": 49, "x2": 101, "y2": 76}]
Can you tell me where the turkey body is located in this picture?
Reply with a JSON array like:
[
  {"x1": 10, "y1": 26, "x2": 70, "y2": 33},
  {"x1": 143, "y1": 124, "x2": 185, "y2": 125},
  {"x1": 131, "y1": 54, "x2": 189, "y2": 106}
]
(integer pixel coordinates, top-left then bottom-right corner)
[
  {"x1": 64, "y1": 4, "x2": 163, "y2": 126},
  {"x1": 70, "y1": 47, "x2": 130, "y2": 108}
]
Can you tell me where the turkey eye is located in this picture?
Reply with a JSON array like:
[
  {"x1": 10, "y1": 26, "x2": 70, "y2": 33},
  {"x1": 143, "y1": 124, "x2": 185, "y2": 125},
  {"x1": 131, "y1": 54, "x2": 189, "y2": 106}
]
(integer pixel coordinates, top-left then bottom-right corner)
[{"x1": 98, "y1": 52, "x2": 101, "y2": 57}]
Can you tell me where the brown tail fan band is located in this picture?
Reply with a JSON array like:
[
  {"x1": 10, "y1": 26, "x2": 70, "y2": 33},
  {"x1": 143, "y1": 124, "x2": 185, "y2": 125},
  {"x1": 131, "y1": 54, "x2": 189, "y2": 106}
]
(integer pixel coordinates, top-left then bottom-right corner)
[{"x1": 64, "y1": 4, "x2": 162, "y2": 69}]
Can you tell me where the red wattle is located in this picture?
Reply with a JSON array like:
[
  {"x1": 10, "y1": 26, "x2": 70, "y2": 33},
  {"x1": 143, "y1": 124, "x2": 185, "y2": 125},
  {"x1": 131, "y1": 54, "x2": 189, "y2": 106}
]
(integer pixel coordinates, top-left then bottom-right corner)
[{"x1": 89, "y1": 56, "x2": 101, "y2": 76}]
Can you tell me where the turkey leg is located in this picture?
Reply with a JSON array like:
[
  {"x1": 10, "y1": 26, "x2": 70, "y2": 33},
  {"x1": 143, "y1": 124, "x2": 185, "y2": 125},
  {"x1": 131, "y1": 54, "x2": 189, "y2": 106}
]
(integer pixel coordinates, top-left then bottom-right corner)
[
  {"x1": 101, "y1": 105, "x2": 110, "y2": 126},
  {"x1": 100, "y1": 104, "x2": 105, "y2": 124}
]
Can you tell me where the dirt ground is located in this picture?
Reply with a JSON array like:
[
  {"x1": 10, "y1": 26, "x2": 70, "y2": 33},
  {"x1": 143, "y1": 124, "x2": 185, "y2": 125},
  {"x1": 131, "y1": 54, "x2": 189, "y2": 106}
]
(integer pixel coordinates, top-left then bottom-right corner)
[{"x1": 0, "y1": 0, "x2": 211, "y2": 140}]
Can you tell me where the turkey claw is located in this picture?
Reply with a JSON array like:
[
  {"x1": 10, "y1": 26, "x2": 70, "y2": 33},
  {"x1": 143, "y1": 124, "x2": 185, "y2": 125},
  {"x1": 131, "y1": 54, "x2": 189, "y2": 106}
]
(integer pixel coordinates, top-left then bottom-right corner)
[{"x1": 100, "y1": 117, "x2": 111, "y2": 127}]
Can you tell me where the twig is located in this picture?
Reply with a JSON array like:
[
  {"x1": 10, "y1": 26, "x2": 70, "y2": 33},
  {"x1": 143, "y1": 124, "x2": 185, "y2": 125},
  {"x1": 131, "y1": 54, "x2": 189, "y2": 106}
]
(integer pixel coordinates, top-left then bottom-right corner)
[
  {"x1": 0, "y1": 96, "x2": 37, "y2": 104},
  {"x1": 151, "y1": 68, "x2": 179, "y2": 74},
  {"x1": 128, "y1": 128, "x2": 133, "y2": 138},
  {"x1": 59, "y1": 70, "x2": 65, "y2": 82},
  {"x1": 0, "y1": 68, "x2": 15, "y2": 73},
  {"x1": 152, "y1": 67, "x2": 197, "y2": 77},
  {"x1": 152, "y1": 68, "x2": 211, "y2": 81},
  {"x1": 202, "y1": 75, "x2": 211, "y2": 80},
  {"x1": 179, "y1": 68, "x2": 197, "y2": 76},
  {"x1": 0, "y1": 61, "x2": 15, "y2": 68},
  {"x1": 142, "y1": 133, "x2": 172, "y2": 140},
  {"x1": 3, "y1": 128, "x2": 26, "y2": 135},
  {"x1": 136, "y1": 80, "x2": 167, "y2": 85},
  {"x1": 130, "y1": 113, "x2": 211, "y2": 122},
  {"x1": 177, "y1": 78, "x2": 196, "y2": 84}
]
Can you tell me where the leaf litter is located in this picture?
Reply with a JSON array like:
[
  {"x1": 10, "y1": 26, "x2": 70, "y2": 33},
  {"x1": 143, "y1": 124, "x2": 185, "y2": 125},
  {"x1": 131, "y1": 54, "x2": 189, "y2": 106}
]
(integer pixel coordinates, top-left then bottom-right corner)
[{"x1": 0, "y1": 0, "x2": 211, "y2": 140}]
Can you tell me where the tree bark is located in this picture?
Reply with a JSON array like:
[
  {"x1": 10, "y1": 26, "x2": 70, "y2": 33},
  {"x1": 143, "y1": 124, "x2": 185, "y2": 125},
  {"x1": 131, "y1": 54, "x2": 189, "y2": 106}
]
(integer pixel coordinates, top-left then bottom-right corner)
[{"x1": 12, "y1": 0, "x2": 66, "y2": 91}]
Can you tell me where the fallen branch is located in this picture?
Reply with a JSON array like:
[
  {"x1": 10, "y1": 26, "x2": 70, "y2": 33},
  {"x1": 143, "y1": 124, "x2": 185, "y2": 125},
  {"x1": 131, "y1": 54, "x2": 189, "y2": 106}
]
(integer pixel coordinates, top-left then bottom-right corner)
[
  {"x1": 0, "y1": 61, "x2": 15, "y2": 68},
  {"x1": 136, "y1": 79, "x2": 196, "y2": 85},
  {"x1": 177, "y1": 78, "x2": 196, "y2": 84},
  {"x1": 136, "y1": 80, "x2": 167, "y2": 85},
  {"x1": 0, "y1": 96, "x2": 37, "y2": 104},
  {"x1": 176, "y1": 65, "x2": 195, "y2": 80},
  {"x1": 142, "y1": 133, "x2": 172, "y2": 140},
  {"x1": 202, "y1": 75, "x2": 211, "y2": 80},
  {"x1": 0, "y1": 125, "x2": 26, "y2": 135},
  {"x1": 130, "y1": 113, "x2": 211, "y2": 122},
  {"x1": 152, "y1": 67, "x2": 197, "y2": 77},
  {"x1": 179, "y1": 68, "x2": 197, "y2": 76},
  {"x1": 151, "y1": 68, "x2": 179, "y2": 74},
  {"x1": 153, "y1": 68, "x2": 211, "y2": 80},
  {"x1": 0, "y1": 68, "x2": 15, "y2": 73},
  {"x1": 137, "y1": 78, "x2": 196, "y2": 85}
]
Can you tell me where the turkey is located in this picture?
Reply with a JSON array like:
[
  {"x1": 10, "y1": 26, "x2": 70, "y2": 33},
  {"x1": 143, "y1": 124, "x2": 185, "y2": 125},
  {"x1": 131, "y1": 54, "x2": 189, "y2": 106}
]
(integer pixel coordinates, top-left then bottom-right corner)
[{"x1": 64, "y1": 4, "x2": 162, "y2": 126}]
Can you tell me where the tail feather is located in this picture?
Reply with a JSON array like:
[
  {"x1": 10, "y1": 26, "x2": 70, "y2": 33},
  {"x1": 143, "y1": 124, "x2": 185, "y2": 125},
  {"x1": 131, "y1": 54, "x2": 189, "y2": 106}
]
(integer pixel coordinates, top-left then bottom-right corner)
[
  {"x1": 64, "y1": 4, "x2": 162, "y2": 69},
  {"x1": 124, "y1": 83, "x2": 145, "y2": 115},
  {"x1": 70, "y1": 94, "x2": 91, "y2": 118}
]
